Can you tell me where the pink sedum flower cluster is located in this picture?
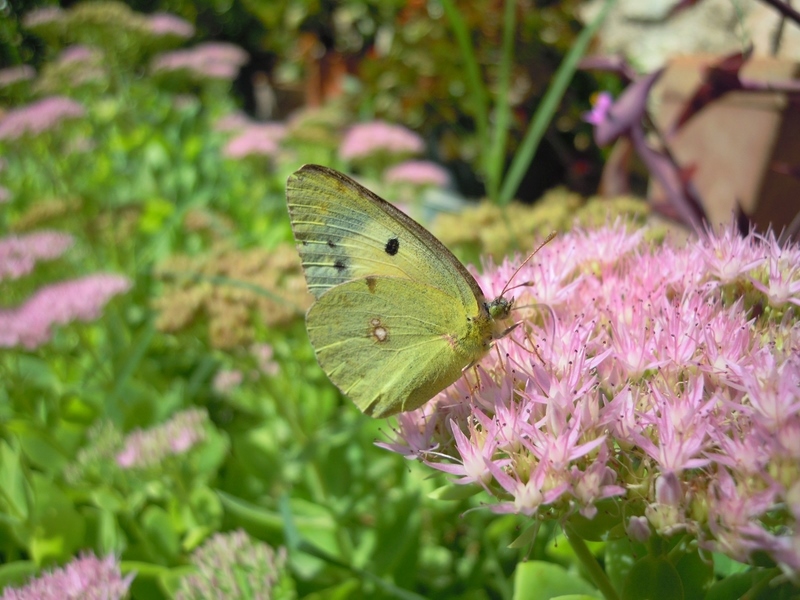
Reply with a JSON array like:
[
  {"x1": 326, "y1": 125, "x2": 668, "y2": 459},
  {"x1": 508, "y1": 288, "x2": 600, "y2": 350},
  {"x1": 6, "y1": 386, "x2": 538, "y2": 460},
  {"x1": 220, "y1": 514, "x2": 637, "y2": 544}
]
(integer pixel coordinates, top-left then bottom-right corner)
[
  {"x1": 21, "y1": 7, "x2": 64, "y2": 29},
  {"x1": 0, "y1": 230, "x2": 74, "y2": 281},
  {"x1": 147, "y1": 12, "x2": 195, "y2": 39},
  {"x1": 384, "y1": 160, "x2": 450, "y2": 188},
  {"x1": 379, "y1": 222, "x2": 800, "y2": 578},
  {"x1": 213, "y1": 111, "x2": 252, "y2": 133},
  {"x1": 251, "y1": 342, "x2": 280, "y2": 377},
  {"x1": 0, "y1": 65, "x2": 36, "y2": 88},
  {"x1": 222, "y1": 122, "x2": 286, "y2": 159},
  {"x1": 0, "y1": 553, "x2": 133, "y2": 600},
  {"x1": 151, "y1": 42, "x2": 248, "y2": 81},
  {"x1": 339, "y1": 121, "x2": 424, "y2": 161},
  {"x1": 212, "y1": 369, "x2": 244, "y2": 395},
  {"x1": 0, "y1": 274, "x2": 132, "y2": 349},
  {"x1": 176, "y1": 529, "x2": 292, "y2": 600},
  {"x1": 116, "y1": 407, "x2": 208, "y2": 469},
  {"x1": 0, "y1": 96, "x2": 85, "y2": 140},
  {"x1": 56, "y1": 45, "x2": 102, "y2": 66}
]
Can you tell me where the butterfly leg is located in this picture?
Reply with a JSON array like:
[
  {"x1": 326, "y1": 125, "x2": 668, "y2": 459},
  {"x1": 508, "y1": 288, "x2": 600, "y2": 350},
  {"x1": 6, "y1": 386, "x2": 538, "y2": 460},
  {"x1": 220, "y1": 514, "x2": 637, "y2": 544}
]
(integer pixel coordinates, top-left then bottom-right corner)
[{"x1": 469, "y1": 363, "x2": 482, "y2": 393}]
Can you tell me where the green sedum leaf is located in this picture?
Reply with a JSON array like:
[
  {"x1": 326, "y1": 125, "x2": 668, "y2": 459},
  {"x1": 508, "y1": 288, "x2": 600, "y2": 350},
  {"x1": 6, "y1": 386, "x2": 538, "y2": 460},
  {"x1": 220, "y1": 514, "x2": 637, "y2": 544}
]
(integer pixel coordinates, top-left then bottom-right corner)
[
  {"x1": 513, "y1": 561, "x2": 601, "y2": 600},
  {"x1": 621, "y1": 556, "x2": 683, "y2": 600}
]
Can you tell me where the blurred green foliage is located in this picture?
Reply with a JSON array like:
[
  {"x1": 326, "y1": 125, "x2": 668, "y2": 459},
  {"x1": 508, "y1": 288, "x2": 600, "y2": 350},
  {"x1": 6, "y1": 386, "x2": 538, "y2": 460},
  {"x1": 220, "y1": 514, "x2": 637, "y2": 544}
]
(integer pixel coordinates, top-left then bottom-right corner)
[
  {"x1": 3, "y1": 0, "x2": 603, "y2": 199},
  {"x1": 232, "y1": 0, "x2": 599, "y2": 198}
]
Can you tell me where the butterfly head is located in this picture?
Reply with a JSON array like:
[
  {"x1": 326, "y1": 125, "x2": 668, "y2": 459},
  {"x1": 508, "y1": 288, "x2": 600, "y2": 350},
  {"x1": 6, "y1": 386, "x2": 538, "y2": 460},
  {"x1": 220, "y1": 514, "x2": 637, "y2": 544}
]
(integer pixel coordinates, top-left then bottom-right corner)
[{"x1": 486, "y1": 296, "x2": 513, "y2": 321}]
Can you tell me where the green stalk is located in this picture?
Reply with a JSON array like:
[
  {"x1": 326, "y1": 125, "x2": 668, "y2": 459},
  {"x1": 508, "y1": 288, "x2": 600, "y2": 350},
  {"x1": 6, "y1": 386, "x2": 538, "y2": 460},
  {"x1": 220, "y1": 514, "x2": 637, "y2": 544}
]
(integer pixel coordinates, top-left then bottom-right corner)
[
  {"x1": 486, "y1": 0, "x2": 517, "y2": 200},
  {"x1": 563, "y1": 522, "x2": 620, "y2": 600},
  {"x1": 107, "y1": 321, "x2": 156, "y2": 414},
  {"x1": 440, "y1": 0, "x2": 490, "y2": 173},
  {"x1": 498, "y1": 0, "x2": 616, "y2": 205}
]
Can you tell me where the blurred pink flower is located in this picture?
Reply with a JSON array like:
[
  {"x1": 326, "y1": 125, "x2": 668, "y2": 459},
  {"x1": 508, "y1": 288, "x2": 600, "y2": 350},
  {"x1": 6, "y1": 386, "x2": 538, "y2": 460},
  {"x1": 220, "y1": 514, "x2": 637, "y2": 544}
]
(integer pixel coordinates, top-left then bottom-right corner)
[
  {"x1": 339, "y1": 121, "x2": 424, "y2": 161},
  {"x1": 222, "y1": 123, "x2": 285, "y2": 159},
  {"x1": 0, "y1": 65, "x2": 35, "y2": 88},
  {"x1": 0, "y1": 186, "x2": 11, "y2": 204},
  {"x1": 582, "y1": 91, "x2": 613, "y2": 126},
  {"x1": 0, "y1": 96, "x2": 85, "y2": 140},
  {"x1": 56, "y1": 45, "x2": 102, "y2": 65},
  {"x1": 116, "y1": 408, "x2": 208, "y2": 469},
  {"x1": 381, "y1": 222, "x2": 800, "y2": 576},
  {"x1": 45, "y1": 46, "x2": 107, "y2": 90},
  {"x1": 22, "y1": 6, "x2": 65, "y2": 29},
  {"x1": 0, "y1": 553, "x2": 133, "y2": 600},
  {"x1": 178, "y1": 530, "x2": 291, "y2": 598},
  {"x1": 214, "y1": 111, "x2": 252, "y2": 132},
  {"x1": 212, "y1": 369, "x2": 243, "y2": 394},
  {"x1": 195, "y1": 42, "x2": 249, "y2": 66},
  {"x1": 0, "y1": 273, "x2": 132, "y2": 349},
  {"x1": 147, "y1": 12, "x2": 195, "y2": 38},
  {"x1": 384, "y1": 160, "x2": 450, "y2": 187},
  {"x1": 0, "y1": 231, "x2": 74, "y2": 281},
  {"x1": 151, "y1": 42, "x2": 248, "y2": 81},
  {"x1": 251, "y1": 343, "x2": 280, "y2": 376}
]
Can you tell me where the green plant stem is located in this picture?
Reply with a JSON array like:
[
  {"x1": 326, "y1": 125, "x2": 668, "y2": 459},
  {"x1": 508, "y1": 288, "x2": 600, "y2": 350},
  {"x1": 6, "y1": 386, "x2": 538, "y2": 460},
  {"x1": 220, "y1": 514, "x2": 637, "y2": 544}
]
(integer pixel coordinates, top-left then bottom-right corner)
[
  {"x1": 440, "y1": 0, "x2": 490, "y2": 172},
  {"x1": 486, "y1": 0, "x2": 517, "y2": 200},
  {"x1": 279, "y1": 495, "x2": 426, "y2": 600},
  {"x1": 563, "y1": 522, "x2": 620, "y2": 600},
  {"x1": 107, "y1": 320, "x2": 155, "y2": 415},
  {"x1": 743, "y1": 568, "x2": 781, "y2": 599},
  {"x1": 77, "y1": 328, "x2": 113, "y2": 385},
  {"x1": 498, "y1": 0, "x2": 616, "y2": 205},
  {"x1": 666, "y1": 534, "x2": 691, "y2": 562}
]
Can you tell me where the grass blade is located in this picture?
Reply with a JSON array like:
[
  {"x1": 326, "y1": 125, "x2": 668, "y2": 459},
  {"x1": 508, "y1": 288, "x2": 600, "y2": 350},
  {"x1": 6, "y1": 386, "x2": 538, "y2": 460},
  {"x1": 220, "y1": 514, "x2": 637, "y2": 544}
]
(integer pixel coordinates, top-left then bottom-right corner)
[{"x1": 499, "y1": 0, "x2": 616, "y2": 205}]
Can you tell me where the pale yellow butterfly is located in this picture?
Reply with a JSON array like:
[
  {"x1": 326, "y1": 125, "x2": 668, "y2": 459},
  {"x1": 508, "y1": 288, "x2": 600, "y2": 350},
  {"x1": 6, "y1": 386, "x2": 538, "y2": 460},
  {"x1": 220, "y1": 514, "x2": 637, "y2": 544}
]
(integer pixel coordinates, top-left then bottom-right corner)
[{"x1": 286, "y1": 164, "x2": 523, "y2": 418}]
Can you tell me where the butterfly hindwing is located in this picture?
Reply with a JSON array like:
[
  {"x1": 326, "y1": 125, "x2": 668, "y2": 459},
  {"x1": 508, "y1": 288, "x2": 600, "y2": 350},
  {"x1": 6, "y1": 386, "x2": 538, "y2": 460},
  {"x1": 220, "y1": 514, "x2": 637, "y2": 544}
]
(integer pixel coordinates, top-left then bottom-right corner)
[{"x1": 306, "y1": 276, "x2": 491, "y2": 417}]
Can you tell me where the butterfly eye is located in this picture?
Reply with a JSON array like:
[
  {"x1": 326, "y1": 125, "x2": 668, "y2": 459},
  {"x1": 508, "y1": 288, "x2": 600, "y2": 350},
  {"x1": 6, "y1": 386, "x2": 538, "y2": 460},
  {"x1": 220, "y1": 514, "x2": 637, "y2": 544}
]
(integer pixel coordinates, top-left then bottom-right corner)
[{"x1": 487, "y1": 297, "x2": 513, "y2": 320}]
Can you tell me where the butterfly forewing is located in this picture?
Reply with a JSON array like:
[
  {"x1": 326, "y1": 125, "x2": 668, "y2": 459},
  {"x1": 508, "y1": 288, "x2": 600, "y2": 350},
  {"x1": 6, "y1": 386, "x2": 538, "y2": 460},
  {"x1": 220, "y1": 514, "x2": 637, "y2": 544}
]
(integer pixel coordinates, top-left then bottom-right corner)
[{"x1": 286, "y1": 165, "x2": 484, "y2": 312}]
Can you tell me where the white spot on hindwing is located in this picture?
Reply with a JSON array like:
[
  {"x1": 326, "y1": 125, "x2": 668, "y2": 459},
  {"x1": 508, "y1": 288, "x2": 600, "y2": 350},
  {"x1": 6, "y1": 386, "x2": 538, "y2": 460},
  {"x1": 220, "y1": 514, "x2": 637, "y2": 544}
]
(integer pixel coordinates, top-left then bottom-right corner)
[{"x1": 369, "y1": 317, "x2": 389, "y2": 343}]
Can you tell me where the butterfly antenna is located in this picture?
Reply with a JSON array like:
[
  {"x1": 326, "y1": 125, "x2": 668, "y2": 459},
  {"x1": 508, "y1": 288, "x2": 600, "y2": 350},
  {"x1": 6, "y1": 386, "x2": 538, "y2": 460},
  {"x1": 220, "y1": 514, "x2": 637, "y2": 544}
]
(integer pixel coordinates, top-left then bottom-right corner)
[{"x1": 499, "y1": 231, "x2": 557, "y2": 298}]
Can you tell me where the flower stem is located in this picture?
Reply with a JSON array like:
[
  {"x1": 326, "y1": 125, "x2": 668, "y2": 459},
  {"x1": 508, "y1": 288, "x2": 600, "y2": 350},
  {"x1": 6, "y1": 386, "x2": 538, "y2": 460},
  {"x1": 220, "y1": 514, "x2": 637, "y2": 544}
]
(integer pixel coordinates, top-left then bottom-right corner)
[{"x1": 563, "y1": 522, "x2": 620, "y2": 600}]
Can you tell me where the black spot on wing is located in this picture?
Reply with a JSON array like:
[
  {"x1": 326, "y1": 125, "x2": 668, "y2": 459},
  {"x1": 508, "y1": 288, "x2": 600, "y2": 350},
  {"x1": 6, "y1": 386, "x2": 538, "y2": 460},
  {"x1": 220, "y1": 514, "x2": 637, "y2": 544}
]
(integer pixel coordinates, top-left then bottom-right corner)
[
  {"x1": 334, "y1": 258, "x2": 347, "y2": 272},
  {"x1": 327, "y1": 239, "x2": 336, "y2": 248},
  {"x1": 385, "y1": 237, "x2": 399, "y2": 256}
]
